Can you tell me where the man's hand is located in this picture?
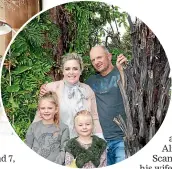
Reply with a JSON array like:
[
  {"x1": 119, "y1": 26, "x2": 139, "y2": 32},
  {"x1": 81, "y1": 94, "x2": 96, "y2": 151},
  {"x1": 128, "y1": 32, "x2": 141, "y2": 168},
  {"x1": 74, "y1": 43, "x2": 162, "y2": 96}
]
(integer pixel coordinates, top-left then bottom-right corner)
[
  {"x1": 116, "y1": 54, "x2": 128, "y2": 87},
  {"x1": 116, "y1": 54, "x2": 128, "y2": 72},
  {"x1": 39, "y1": 84, "x2": 48, "y2": 96}
]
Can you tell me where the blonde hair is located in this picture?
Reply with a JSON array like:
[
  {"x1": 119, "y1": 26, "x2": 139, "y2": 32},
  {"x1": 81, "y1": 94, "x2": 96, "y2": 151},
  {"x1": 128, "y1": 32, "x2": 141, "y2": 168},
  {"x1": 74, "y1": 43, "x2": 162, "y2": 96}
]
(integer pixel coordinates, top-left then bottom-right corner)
[
  {"x1": 61, "y1": 53, "x2": 84, "y2": 72},
  {"x1": 74, "y1": 110, "x2": 94, "y2": 125},
  {"x1": 38, "y1": 92, "x2": 59, "y2": 125}
]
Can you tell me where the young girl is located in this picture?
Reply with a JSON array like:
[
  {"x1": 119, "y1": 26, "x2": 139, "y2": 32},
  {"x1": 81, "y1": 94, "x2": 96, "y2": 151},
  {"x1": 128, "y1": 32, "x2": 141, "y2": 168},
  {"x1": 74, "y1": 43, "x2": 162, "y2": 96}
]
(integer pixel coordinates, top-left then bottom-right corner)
[
  {"x1": 65, "y1": 110, "x2": 107, "y2": 168},
  {"x1": 25, "y1": 92, "x2": 70, "y2": 165}
]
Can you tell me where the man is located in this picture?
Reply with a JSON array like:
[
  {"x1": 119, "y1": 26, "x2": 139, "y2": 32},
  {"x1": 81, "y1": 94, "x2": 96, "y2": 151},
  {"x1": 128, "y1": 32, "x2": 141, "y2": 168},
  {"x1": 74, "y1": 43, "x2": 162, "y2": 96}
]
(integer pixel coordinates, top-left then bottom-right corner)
[{"x1": 86, "y1": 45, "x2": 127, "y2": 165}]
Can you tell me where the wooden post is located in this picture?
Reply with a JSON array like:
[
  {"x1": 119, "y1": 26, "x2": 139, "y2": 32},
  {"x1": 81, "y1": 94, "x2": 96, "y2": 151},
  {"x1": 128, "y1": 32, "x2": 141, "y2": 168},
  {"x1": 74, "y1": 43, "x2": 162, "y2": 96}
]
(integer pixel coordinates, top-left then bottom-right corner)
[
  {"x1": 0, "y1": 0, "x2": 40, "y2": 55},
  {"x1": 5, "y1": 0, "x2": 40, "y2": 29}
]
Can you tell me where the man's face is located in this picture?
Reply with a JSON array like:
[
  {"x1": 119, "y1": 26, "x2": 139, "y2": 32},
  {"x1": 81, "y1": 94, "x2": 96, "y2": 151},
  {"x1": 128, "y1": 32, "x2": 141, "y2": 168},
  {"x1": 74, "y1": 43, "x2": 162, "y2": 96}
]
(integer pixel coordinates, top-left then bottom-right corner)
[{"x1": 90, "y1": 47, "x2": 112, "y2": 74}]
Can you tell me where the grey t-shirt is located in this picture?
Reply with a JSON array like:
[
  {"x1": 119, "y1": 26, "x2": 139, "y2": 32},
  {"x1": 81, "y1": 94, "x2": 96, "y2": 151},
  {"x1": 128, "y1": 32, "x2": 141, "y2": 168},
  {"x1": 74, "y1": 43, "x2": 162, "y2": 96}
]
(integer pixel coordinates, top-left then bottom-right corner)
[
  {"x1": 86, "y1": 67, "x2": 126, "y2": 140},
  {"x1": 25, "y1": 121, "x2": 69, "y2": 165}
]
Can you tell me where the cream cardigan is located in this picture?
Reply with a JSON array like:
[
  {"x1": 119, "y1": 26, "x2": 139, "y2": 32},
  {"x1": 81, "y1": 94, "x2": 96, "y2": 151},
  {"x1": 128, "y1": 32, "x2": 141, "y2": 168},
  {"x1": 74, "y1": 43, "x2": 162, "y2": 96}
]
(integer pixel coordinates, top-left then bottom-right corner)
[{"x1": 34, "y1": 80, "x2": 102, "y2": 137}]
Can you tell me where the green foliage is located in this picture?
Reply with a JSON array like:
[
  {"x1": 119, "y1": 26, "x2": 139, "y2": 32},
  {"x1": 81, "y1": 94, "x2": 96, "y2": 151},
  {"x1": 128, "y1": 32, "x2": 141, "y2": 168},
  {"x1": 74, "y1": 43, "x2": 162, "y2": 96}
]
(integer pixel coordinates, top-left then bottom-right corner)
[
  {"x1": 12, "y1": 119, "x2": 31, "y2": 140},
  {"x1": 111, "y1": 47, "x2": 131, "y2": 65},
  {"x1": 82, "y1": 55, "x2": 95, "y2": 82},
  {"x1": 120, "y1": 28, "x2": 132, "y2": 59},
  {"x1": 1, "y1": 2, "x2": 131, "y2": 140},
  {"x1": 1, "y1": 12, "x2": 60, "y2": 140},
  {"x1": 65, "y1": 2, "x2": 128, "y2": 54},
  {"x1": 64, "y1": 2, "x2": 129, "y2": 81}
]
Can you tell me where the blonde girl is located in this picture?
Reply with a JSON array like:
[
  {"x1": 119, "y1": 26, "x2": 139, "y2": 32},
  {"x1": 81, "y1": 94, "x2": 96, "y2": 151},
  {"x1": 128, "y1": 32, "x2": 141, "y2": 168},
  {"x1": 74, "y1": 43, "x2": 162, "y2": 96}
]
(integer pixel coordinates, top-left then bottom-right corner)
[
  {"x1": 65, "y1": 110, "x2": 107, "y2": 168},
  {"x1": 25, "y1": 92, "x2": 69, "y2": 165}
]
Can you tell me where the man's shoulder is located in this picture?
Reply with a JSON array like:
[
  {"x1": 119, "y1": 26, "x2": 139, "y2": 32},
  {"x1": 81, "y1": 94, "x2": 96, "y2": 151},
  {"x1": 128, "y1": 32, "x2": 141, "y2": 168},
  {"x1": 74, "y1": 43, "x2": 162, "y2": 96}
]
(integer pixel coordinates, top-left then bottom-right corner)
[
  {"x1": 85, "y1": 74, "x2": 97, "y2": 84},
  {"x1": 112, "y1": 67, "x2": 120, "y2": 75}
]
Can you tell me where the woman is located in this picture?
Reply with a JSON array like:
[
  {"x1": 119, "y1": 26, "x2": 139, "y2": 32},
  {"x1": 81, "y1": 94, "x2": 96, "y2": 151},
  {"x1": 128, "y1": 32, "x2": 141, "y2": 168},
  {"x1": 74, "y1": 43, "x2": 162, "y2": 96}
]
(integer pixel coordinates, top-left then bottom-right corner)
[{"x1": 35, "y1": 53, "x2": 102, "y2": 138}]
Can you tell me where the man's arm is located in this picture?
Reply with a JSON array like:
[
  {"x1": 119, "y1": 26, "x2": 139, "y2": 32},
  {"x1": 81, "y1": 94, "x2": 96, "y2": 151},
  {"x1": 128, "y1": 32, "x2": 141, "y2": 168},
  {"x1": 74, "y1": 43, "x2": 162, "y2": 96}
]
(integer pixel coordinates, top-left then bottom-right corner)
[{"x1": 116, "y1": 54, "x2": 128, "y2": 87}]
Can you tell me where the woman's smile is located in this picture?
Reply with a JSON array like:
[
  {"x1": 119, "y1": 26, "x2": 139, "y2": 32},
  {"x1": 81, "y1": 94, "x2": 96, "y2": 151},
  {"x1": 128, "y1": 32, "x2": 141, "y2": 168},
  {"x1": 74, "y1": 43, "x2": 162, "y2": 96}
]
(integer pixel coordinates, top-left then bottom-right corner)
[{"x1": 63, "y1": 59, "x2": 81, "y2": 84}]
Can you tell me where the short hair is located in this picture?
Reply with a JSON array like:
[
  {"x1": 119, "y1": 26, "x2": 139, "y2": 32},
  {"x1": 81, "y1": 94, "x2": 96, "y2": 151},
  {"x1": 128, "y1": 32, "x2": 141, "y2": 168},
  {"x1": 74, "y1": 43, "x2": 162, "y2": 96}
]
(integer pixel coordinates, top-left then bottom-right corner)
[
  {"x1": 61, "y1": 53, "x2": 84, "y2": 72},
  {"x1": 91, "y1": 45, "x2": 110, "y2": 54},
  {"x1": 38, "y1": 92, "x2": 59, "y2": 125}
]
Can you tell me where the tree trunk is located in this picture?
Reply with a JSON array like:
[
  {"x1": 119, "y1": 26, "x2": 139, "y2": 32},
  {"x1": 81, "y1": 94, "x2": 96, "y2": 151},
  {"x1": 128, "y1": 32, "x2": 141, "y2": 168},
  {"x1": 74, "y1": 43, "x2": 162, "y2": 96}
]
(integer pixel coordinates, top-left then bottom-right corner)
[
  {"x1": 48, "y1": 5, "x2": 72, "y2": 81},
  {"x1": 115, "y1": 18, "x2": 171, "y2": 158}
]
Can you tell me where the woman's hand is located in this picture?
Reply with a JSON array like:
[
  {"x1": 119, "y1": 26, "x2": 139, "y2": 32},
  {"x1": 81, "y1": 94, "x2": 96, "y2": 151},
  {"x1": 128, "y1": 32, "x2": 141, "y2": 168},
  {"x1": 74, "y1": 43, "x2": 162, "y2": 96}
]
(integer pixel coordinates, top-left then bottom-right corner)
[{"x1": 39, "y1": 84, "x2": 47, "y2": 96}]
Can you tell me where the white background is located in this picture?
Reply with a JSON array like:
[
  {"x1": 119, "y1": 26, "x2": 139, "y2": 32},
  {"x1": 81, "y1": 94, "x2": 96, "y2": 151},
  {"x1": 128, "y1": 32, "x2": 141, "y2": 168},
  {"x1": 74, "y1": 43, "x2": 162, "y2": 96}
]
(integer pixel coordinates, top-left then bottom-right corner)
[{"x1": 0, "y1": 0, "x2": 172, "y2": 169}]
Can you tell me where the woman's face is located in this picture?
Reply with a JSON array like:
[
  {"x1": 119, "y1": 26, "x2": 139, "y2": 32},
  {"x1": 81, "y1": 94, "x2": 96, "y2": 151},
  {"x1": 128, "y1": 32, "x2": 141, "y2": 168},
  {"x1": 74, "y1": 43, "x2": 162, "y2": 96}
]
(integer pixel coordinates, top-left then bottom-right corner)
[{"x1": 63, "y1": 59, "x2": 81, "y2": 84}]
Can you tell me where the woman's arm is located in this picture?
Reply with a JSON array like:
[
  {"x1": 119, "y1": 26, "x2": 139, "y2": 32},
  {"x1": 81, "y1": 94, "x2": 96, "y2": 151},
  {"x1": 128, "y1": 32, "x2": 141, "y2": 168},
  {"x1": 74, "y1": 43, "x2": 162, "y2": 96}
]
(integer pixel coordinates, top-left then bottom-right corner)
[
  {"x1": 40, "y1": 81, "x2": 60, "y2": 96},
  {"x1": 89, "y1": 88, "x2": 103, "y2": 135}
]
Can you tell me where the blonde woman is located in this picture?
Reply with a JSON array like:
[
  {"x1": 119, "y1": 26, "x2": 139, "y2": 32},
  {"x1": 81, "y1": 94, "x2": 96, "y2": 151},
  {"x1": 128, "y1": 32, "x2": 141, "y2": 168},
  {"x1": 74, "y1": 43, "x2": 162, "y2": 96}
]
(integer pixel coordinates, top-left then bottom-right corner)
[{"x1": 36, "y1": 53, "x2": 102, "y2": 139}]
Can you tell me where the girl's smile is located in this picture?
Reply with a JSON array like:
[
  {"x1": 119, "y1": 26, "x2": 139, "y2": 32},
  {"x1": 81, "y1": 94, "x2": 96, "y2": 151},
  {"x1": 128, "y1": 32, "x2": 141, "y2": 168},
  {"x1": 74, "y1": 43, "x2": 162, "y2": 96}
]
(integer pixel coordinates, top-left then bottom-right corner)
[{"x1": 39, "y1": 98, "x2": 58, "y2": 124}]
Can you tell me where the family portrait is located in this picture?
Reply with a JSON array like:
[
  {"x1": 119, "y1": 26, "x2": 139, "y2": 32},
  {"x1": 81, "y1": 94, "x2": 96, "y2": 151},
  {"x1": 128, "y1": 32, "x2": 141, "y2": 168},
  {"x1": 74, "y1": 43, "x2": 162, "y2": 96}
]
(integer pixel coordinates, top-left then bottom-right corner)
[{"x1": 1, "y1": 1, "x2": 171, "y2": 168}]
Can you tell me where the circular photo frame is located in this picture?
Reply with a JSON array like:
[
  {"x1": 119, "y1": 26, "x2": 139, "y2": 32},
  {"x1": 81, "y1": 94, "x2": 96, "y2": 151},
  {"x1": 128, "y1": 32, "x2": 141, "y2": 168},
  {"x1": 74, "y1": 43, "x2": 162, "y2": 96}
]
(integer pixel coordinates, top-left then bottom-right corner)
[{"x1": 0, "y1": 0, "x2": 171, "y2": 168}]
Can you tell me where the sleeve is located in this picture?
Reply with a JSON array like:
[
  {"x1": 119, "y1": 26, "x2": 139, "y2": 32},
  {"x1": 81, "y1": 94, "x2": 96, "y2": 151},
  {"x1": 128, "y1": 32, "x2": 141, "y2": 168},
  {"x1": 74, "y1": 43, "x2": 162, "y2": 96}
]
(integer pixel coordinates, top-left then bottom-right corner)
[
  {"x1": 25, "y1": 124, "x2": 34, "y2": 149},
  {"x1": 98, "y1": 149, "x2": 107, "y2": 167},
  {"x1": 89, "y1": 87, "x2": 102, "y2": 134},
  {"x1": 55, "y1": 126, "x2": 70, "y2": 165},
  {"x1": 45, "y1": 81, "x2": 60, "y2": 93},
  {"x1": 91, "y1": 92, "x2": 98, "y2": 120},
  {"x1": 65, "y1": 152, "x2": 75, "y2": 166}
]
